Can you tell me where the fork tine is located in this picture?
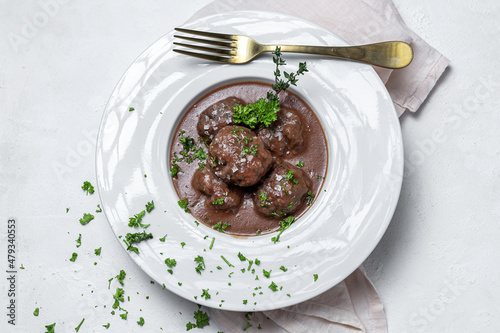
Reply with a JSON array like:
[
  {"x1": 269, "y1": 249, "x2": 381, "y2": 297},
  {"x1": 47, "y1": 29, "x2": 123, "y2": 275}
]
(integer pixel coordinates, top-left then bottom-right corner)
[
  {"x1": 175, "y1": 27, "x2": 235, "y2": 40},
  {"x1": 173, "y1": 42, "x2": 234, "y2": 55},
  {"x1": 173, "y1": 35, "x2": 234, "y2": 47},
  {"x1": 173, "y1": 49, "x2": 233, "y2": 63}
]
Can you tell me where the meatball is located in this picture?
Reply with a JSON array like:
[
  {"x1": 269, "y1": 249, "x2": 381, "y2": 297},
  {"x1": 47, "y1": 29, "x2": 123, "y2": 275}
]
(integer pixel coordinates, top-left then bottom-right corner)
[
  {"x1": 209, "y1": 125, "x2": 272, "y2": 187},
  {"x1": 197, "y1": 97, "x2": 244, "y2": 142},
  {"x1": 254, "y1": 161, "x2": 312, "y2": 217},
  {"x1": 192, "y1": 167, "x2": 241, "y2": 211},
  {"x1": 257, "y1": 107, "x2": 305, "y2": 156}
]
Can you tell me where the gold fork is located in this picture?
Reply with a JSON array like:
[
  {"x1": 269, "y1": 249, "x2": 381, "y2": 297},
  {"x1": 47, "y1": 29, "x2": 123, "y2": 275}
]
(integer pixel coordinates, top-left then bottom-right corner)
[{"x1": 173, "y1": 28, "x2": 413, "y2": 69}]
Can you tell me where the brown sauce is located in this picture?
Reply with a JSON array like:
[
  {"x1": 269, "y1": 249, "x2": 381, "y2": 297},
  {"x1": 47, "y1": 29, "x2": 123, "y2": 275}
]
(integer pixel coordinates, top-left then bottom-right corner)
[{"x1": 169, "y1": 81, "x2": 327, "y2": 236}]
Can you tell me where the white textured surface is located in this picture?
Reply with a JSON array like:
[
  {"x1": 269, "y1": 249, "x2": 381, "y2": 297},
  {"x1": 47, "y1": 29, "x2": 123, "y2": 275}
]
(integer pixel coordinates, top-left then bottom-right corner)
[{"x1": 0, "y1": 0, "x2": 499, "y2": 332}]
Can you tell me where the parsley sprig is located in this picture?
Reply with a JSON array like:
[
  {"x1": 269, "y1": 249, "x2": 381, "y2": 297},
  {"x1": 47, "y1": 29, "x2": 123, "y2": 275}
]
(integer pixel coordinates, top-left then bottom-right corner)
[{"x1": 233, "y1": 47, "x2": 308, "y2": 129}]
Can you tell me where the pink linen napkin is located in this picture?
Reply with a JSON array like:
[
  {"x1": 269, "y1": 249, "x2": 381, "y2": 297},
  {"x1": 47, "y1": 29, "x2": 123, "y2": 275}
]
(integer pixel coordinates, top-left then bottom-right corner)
[{"x1": 186, "y1": 1, "x2": 449, "y2": 332}]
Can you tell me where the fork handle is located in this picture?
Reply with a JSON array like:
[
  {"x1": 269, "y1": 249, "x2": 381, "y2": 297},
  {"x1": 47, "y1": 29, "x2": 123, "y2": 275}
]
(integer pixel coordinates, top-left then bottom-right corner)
[{"x1": 265, "y1": 41, "x2": 413, "y2": 69}]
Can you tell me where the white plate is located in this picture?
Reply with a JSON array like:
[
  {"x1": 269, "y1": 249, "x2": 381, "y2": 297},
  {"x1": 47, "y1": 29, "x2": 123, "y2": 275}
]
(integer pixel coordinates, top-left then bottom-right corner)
[{"x1": 96, "y1": 10, "x2": 403, "y2": 312}]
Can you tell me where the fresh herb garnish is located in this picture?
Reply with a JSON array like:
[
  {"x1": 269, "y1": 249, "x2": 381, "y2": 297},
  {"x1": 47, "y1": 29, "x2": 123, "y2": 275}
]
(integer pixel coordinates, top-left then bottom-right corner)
[
  {"x1": 268, "y1": 281, "x2": 279, "y2": 291},
  {"x1": 165, "y1": 258, "x2": 177, "y2": 268},
  {"x1": 112, "y1": 288, "x2": 124, "y2": 309},
  {"x1": 145, "y1": 201, "x2": 154, "y2": 213},
  {"x1": 33, "y1": 307, "x2": 39, "y2": 316},
  {"x1": 128, "y1": 210, "x2": 146, "y2": 228},
  {"x1": 69, "y1": 252, "x2": 78, "y2": 262},
  {"x1": 44, "y1": 323, "x2": 56, "y2": 333},
  {"x1": 95, "y1": 247, "x2": 102, "y2": 255},
  {"x1": 129, "y1": 107, "x2": 135, "y2": 112},
  {"x1": 82, "y1": 181, "x2": 95, "y2": 195},
  {"x1": 212, "y1": 222, "x2": 230, "y2": 232},
  {"x1": 178, "y1": 199, "x2": 190, "y2": 213},
  {"x1": 116, "y1": 270, "x2": 126, "y2": 286},
  {"x1": 296, "y1": 161, "x2": 304, "y2": 167},
  {"x1": 280, "y1": 265, "x2": 288, "y2": 272},
  {"x1": 75, "y1": 318, "x2": 85, "y2": 332},
  {"x1": 96, "y1": 204, "x2": 102, "y2": 213},
  {"x1": 79, "y1": 213, "x2": 94, "y2": 225},
  {"x1": 75, "y1": 234, "x2": 82, "y2": 248},
  {"x1": 212, "y1": 198, "x2": 225, "y2": 205},
  {"x1": 306, "y1": 191, "x2": 314, "y2": 206},
  {"x1": 186, "y1": 307, "x2": 210, "y2": 331},
  {"x1": 271, "y1": 216, "x2": 295, "y2": 243},
  {"x1": 201, "y1": 289, "x2": 211, "y2": 300},
  {"x1": 159, "y1": 234, "x2": 167, "y2": 242},
  {"x1": 123, "y1": 232, "x2": 153, "y2": 253},
  {"x1": 221, "y1": 255, "x2": 234, "y2": 267},
  {"x1": 137, "y1": 317, "x2": 145, "y2": 326},
  {"x1": 209, "y1": 237, "x2": 215, "y2": 250},
  {"x1": 103, "y1": 323, "x2": 110, "y2": 329},
  {"x1": 170, "y1": 162, "x2": 182, "y2": 177},
  {"x1": 262, "y1": 269, "x2": 271, "y2": 278},
  {"x1": 194, "y1": 255, "x2": 205, "y2": 274},
  {"x1": 313, "y1": 274, "x2": 318, "y2": 282},
  {"x1": 233, "y1": 98, "x2": 279, "y2": 129},
  {"x1": 237, "y1": 252, "x2": 247, "y2": 261}
]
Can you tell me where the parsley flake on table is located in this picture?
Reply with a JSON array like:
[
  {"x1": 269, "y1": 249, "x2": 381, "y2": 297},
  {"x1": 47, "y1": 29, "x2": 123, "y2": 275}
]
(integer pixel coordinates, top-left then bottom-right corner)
[
  {"x1": 75, "y1": 318, "x2": 85, "y2": 332},
  {"x1": 313, "y1": 274, "x2": 319, "y2": 282},
  {"x1": 129, "y1": 107, "x2": 135, "y2": 111},
  {"x1": 81, "y1": 181, "x2": 95, "y2": 195},
  {"x1": 116, "y1": 270, "x2": 126, "y2": 285},
  {"x1": 33, "y1": 307, "x2": 39, "y2": 316},
  {"x1": 66, "y1": 207, "x2": 69, "y2": 213},
  {"x1": 280, "y1": 265, "x2": 288, "y2": 272},
  {"x1": 96, "y1": 204, "x2": 102, "y2": 213},
  {"x1": 178, "y1": 199, "x2": 190, "y2": 213},
  {"x1": 137, "y1": 317, "x2": 145, "y2": 326},
  {"x1": 186, "y1": 308, "x2": 210, "y2": 331},
  {"x1": 237, "y1": 252, "x2": 247, "y2": 261},
  {"x1": 103, "y1": 323, "x2": 110, "y2": 329},
  {"x1": 94, "y1": 247, "x2": 102, "y2": 255},
  {"x1": 145, "y1": 200, "x2": 155, "y2": 213},
  {"x1": 69, "y1": 252, "x2": 78, "y2": 262},
  {"x1": 112, "y1": 288, "x2": 124, "y2": 309},
  {"x1": 44, "y1": 323, "x2": 56, "y2": 333},
  {"x1": 75, "y1": 234, "x2": 82, "y2": 248},
  {"x1": 120, "y1": 311, "x2": 128, "y2": 320},
  {"x1": 262, "y1": 269, "x2": 271, "y2": 278},
  {"x1": 79, "y1": 213, "x2": 94, "y2": 225},
  {"x1": 159, "y1": 234, "x2": 167, "y2": 242}
]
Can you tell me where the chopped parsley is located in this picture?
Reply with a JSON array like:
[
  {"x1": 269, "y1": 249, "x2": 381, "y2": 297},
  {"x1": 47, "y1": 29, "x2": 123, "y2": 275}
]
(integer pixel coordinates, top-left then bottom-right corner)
[
  {"x1": 212, "y1": 198, "x2": 225, "y2": 205},
  {"x1": 128, "y1": 210, "x2": 147, "y2": 228},
  {"x1": 137, "y1": 317, "x2": 145, "y2": 326},
  {"x1": 201, "y1": 289, "x2": 211, "y2": 300},
  {"x1": 165, "y1": 258, "x2": 177, "y2": 268},
  {"x1": 129, "y1": 107, "x2": 135, "y2": 111},
  {"x1": 120, "y1": 311, "x2": 128, "y2": 320},
  {"x1": 262, "y1": 269, "x2": 271, "y2": 278},
  {"x1": 79, "y1": 213, "x2": 94, "y2": 225},
  {"x1": 233, "y1": 98, "x2": 279, "y2": 129},
  {"x1": 259, "y1": 192, "x2": 268, "y2": 207},
  {"x1": 103, "y1": 323, "x2": 110, "y2": 329},
  {"x1": 296, "y1": 161, "x2": 304, "y2": 167},
  {"x1": 313, "y1": 274, "x2": 318, "y2": 282},
  {"x1": 145, "y1": 200, "x2": 155, "y2": 213},
  {"x1": 44, "y1": 323, "x2": 56, "y2": 333},
  {"x1": 123, "y1": 231, "x2": 153, "y2": 253},
  {"x1": 170, "y1": 162, "x2": 182, "y2": 177},
  {"x1": 81, "y1": 181, "x2": 95, "y2": 195},
  {"x1": 221, "y1": 255, "x2": 234, "y2": 267},
  {"x1": 269, "y1": 281, "x2": 279, "y2": 291},
  {"x1": 209, "y1": 237, "x2": 215, "y2": 250},
  {"x1": 306, "y1": 191, "x2": 314, "y2": 205},
  {"x1": 116, "y1": 270, "x2": 126, "y2": 286},
  {"x1": 178, "y1": 199, "x2": 189, "y2": 213},
  {"x1": 159, "y1": 234, "x2": 167, "y2": 242},
  {"x1": 186, "y1": 308, "x2": 209, "y2": 331},
  {"x1": 75, "y1": 234, "x2": 82, "y2": 248},
  {"x1": 212, "y1": 222, "x2": 230, "y2": 232},
  {"x1": 280, "y1": 265, "x2": 288, "y2": 272},
  {"x1": 75, "y1": 318, "x2": 85, "y2": 332},
  {"x1": 112, "y1": 288, "x2": 124, "y2": 309},
  {"x1": 33, "y1": 307, "x2": 39, "y2": 316},
  {"x1": 286, "y1": 170, "x2": 294, "y2": 181},
  {"x1": 194, "y1": 255, "x2": 205, "y2": 274},
  {"x1": 271, "y1": 216, "x2": 295, "y2": 243},
  {"x1": 237, "y1": 252, "x2": 247, "y2": 261},
  {"x1": 96, "y1": 204, "x2": 102, "y2": 213},
  {"x1": 69, "y1": 252, "x2": 78, "y2": 262}
]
